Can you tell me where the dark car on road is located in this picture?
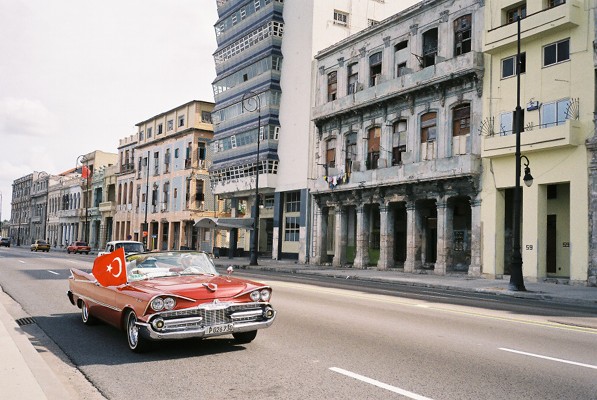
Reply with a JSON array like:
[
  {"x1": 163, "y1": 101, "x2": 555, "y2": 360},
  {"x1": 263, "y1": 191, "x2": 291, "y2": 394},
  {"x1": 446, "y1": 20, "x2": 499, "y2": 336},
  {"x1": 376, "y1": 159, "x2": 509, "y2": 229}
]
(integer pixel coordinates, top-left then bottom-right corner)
[
  {"x1": 67, "y1": 241, "x2": 91, "y2": 254},
  {"x1": 0, "y1": 238, "x2": 10, "y2": 247}
]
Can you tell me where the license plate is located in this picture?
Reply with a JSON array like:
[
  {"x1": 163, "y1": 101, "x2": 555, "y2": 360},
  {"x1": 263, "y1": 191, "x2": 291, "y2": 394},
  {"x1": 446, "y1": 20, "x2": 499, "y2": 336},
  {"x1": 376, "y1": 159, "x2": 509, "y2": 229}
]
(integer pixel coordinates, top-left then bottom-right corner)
[{"x1": 205, "y1": 323, "x2": 233, "y2": 335}]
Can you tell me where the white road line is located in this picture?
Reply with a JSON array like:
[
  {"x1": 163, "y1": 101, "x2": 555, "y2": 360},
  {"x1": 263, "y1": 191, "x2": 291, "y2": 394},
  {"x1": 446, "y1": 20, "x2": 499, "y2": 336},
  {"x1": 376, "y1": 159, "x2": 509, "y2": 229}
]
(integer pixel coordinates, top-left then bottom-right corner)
[
  {"x1": 499, "y1": 348, "x2": 597, "y2": 370},
  {"x1": 18, "y1": 260, "x2": 25, "y2": 264},
  {"x1": 330, "y1": 367, "x2": 434, "y2": 400},
  {"x1": 47, "y1": 270, "x2": 59, "y2": 275}
]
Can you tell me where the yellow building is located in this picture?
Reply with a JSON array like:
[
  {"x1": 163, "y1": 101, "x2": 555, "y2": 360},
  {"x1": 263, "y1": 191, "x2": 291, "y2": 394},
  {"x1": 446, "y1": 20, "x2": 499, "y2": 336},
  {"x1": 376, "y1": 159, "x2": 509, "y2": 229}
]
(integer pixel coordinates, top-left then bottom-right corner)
[{"x1": 481, "y1": 1, "x2": 595, "y2": 284}]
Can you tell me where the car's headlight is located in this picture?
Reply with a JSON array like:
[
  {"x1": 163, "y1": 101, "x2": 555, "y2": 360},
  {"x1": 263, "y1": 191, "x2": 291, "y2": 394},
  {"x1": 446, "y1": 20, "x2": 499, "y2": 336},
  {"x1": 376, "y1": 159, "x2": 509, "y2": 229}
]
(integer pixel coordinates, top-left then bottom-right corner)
[
  {"x1": 150, "y1": 297, "x2": 164, "y2": 311},
  {"x1": 260, "y1": 289, "x2": 271, "y2": 302},
  {"x1": 163, "y1": 297, "x2": 176, "y2": 310},
  {"x1": 250, "y1": 290, "x2": 260, "y2": 302}
]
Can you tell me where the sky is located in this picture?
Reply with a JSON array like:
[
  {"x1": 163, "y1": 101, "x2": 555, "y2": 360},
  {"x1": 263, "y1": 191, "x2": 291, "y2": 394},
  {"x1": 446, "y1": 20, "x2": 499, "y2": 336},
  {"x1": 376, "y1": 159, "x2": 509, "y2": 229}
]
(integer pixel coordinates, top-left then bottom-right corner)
[{"x1": 0, "y1": 0, "x2": 219, "y2": 221}]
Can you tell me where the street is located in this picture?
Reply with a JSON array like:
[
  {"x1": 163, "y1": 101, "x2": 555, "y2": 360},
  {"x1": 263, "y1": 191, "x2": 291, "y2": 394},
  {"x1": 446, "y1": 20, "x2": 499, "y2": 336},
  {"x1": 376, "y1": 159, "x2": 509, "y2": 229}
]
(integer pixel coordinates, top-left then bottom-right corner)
[{"x1": 0, "y1": 248, "x2": 596, "y2": 399}]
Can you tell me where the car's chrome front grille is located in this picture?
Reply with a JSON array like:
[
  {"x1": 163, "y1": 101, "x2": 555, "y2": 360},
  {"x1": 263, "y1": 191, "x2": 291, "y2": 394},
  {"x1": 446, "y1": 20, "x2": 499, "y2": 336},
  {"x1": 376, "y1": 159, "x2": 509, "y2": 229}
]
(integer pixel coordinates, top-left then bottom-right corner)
[{"x1": 153, "y1": 303, "x2": 264, "y2": 330}]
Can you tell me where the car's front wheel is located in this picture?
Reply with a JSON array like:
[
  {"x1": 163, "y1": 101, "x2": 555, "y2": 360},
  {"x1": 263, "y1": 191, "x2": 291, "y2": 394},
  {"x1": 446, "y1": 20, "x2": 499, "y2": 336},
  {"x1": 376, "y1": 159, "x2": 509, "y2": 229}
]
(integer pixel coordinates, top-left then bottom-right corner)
[
  {"x1": 126, "y1": 311, "x2": 149, "y2": 353},
  {"x1": 232, "y1": 330, "x2": 257, "y2": 344}
]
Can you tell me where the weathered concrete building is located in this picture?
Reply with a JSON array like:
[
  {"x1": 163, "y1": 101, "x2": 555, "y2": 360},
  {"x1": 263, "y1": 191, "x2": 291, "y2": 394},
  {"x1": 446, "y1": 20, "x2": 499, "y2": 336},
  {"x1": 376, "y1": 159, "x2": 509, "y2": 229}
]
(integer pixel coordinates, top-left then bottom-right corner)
[
  {"x1": 9, "y1": 173, "x2": 33, "y2": 246},
  {"x1": 130, "y1": 100, "x2": 218, "y2": 251},
  {"x1": 310, "y1": 0, "x2": 484, "y2": 274},
  {"x1": 210, "y1": 0, "x2": 415, "y2": 261},
  {"x1": 481, "y1": 0, "x2": 595, "y2": 285}
]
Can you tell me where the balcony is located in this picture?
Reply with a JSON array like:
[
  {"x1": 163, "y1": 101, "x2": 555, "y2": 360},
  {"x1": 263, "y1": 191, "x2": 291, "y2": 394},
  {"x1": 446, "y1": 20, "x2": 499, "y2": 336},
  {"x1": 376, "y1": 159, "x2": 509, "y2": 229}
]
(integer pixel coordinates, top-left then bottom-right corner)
[
  {"x1": 99, "y1": 201, "x2": 115, "y2": 213},
  {"x1": 484, "y1": 1, "x2": 582, "y2": 53},
  {"x1": 313, "y1": 51, "x2": 483, "y2": 121},
  {"x1": 482, "y1": 119, "x2": 582, "y2": 158}
]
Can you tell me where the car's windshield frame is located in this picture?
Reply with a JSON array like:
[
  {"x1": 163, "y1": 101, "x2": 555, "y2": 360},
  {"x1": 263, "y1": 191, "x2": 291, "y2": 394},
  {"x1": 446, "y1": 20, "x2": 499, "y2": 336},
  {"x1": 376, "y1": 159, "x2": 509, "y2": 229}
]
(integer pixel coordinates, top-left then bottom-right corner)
[{"x1": 125, "y1": 252, "x2": 218, "y2": 282}]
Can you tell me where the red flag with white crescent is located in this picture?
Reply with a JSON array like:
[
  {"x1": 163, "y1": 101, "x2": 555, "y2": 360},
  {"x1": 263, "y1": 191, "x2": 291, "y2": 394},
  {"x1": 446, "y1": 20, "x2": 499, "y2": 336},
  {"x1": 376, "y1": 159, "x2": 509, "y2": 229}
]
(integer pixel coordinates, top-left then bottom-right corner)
[{"x1": 92, "y1": 247, "x2": 127, "y2": 286}]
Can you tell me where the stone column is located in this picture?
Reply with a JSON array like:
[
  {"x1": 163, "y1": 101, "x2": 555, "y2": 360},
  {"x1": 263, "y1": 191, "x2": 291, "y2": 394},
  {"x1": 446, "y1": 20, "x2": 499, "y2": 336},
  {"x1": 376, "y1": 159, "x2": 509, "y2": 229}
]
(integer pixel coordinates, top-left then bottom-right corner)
[
  {"x1": 435, "y1": 199, "x2": 448, "y2": 275},
  {"x1": 332, "y1": 205, "x2": 347, "y2": 267},
  {"x1": 377, "y1": 203, "x2": 395, "y2": 270},
  {"x1": 311, "y1": 201, "x2": 327, "y2": 265},
  {"x1": 469, "y1": 196, "x2": 482, "y2": 276},
  {"x1": 354, "y1": 204, "x2": 370, "y2": 269},
  {"x1": 404, "y1": 201, "x2": 416, "y2": 272}
]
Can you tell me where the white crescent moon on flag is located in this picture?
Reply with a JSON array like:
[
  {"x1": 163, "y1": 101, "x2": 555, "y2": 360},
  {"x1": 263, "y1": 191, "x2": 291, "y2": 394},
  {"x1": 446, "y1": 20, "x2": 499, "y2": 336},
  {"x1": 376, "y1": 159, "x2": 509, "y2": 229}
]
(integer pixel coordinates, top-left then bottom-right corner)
[{"x1": 111, "y1": 257, "x2": 122, "y2": 278}]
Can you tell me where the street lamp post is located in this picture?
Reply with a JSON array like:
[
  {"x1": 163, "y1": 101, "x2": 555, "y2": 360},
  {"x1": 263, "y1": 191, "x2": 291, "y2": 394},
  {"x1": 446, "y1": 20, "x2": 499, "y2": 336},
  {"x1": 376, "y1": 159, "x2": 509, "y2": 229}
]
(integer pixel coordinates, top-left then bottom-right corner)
[
  {"x1": 143, "y1": 150, "x2": 150, "y2": 250},
  {"x1": 509, "y1": 16, "x2": 533, "y2": 291},
  {"x1": 242, "y1": 91, "x2": 261, "y2": 266},
  {"x1": 76, "y1": 155, "x2": 90, "y2": 243}
]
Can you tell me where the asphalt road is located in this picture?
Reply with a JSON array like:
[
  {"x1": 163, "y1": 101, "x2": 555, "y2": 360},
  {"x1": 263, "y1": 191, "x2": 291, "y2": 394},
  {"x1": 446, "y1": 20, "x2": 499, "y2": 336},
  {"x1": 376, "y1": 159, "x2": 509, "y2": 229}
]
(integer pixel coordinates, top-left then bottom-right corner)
[{"x1": 1, "y1": 248, "x2": 596, "y2": 400}]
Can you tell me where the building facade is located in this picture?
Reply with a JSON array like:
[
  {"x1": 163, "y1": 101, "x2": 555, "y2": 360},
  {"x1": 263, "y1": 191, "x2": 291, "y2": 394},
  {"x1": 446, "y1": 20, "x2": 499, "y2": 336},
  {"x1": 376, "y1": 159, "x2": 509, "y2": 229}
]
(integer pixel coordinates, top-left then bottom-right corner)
[
  {"x1": 129, "y1": 100, "x2": 217, "y2": 251},
  {"x1": 481, "y1": 0, "x2": 595, "y2": 285},
  {"x1": 309, "y1": 0, "x2": 484, "y2": 274},
  {"x1": 9, "y1": 173, "x2": 33, "y2": 246},
  {"x1": 210, "y1": 0, "x2": 414, "y2": 261}
]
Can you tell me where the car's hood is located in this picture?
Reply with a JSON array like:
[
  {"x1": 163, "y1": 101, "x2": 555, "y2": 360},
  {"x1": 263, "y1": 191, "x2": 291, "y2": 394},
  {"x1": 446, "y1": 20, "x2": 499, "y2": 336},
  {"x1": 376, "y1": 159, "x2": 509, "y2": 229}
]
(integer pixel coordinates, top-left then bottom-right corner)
[{"x1": 129, "y1": 275, "x2": 265, "y2": 301}]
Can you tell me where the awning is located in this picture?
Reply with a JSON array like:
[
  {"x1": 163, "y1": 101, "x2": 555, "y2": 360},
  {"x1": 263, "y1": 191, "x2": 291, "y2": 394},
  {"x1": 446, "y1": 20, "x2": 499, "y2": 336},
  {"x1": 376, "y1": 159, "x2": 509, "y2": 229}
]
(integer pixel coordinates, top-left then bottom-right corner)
[{"x1": 194, "y1": 217, "x2": 254, "y2": 230}]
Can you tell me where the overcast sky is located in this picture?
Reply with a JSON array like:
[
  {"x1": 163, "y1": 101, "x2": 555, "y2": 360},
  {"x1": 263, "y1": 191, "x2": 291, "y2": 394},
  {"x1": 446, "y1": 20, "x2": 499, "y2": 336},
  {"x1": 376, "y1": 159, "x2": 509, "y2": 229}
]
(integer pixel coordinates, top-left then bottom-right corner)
[{"x1": 0, "y1": 0, "x2": 219, "y2": 221}]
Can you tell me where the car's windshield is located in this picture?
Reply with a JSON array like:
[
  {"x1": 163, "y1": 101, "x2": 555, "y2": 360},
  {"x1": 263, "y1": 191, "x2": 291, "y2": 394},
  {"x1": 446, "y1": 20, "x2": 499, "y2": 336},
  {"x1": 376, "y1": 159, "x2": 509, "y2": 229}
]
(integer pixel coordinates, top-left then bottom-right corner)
[
  {"x1": 76, "y1": 242, "x2": 87, "y2": 246},
  {"x1": 116, "y1": 243, "x2": 144, "y2": 254},
  {"x1": 38, "y1": 240, "x2": 47, "y2": 245},
  {"x1": 126, "y1": 252, "x2": 218, "y2": 282}
]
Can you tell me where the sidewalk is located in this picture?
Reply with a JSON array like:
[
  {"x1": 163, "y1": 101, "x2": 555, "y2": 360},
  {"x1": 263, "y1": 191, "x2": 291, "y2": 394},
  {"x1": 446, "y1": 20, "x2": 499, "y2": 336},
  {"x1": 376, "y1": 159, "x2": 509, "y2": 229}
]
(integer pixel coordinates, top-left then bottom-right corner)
[
  {"x1": 212, "y1": 257, "x2": 597, "y2": 307},
  {"x1": 0, "y1": 287, "x2": 74, "y2": 400}
]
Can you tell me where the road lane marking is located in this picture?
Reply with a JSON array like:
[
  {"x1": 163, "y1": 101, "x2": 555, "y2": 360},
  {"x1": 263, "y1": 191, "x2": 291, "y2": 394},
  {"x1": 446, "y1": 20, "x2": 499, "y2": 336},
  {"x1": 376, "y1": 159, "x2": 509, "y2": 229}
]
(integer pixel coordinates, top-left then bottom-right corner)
[
  {"x1": 499, "y1": 348, "x2": 597, "y2": 370},
  {"x1": 18, "y1": 260, "x2": 25, "y2": 263},
  {"x1": 330, "y1": 367, "x2": 434, "y2": 400},
  {"x1": 47, "y1": 270, "x2": 59, "y2": 275}
]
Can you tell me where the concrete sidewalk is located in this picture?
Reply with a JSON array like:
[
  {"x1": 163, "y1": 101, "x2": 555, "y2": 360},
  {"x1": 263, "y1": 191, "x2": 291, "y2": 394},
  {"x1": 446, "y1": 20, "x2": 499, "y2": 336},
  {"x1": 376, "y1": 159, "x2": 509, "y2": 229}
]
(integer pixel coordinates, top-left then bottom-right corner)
[{"x1": 213, "y1": 257, "x2": 597, "y2": 307}]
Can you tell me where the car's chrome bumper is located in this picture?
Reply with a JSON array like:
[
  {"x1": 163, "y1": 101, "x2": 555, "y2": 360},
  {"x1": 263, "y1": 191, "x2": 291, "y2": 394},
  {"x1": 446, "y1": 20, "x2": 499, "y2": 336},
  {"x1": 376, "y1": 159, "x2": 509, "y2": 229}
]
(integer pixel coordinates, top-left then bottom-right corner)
[{"x1": 136, "y1": 309, "x2": 276, "y2": 341}]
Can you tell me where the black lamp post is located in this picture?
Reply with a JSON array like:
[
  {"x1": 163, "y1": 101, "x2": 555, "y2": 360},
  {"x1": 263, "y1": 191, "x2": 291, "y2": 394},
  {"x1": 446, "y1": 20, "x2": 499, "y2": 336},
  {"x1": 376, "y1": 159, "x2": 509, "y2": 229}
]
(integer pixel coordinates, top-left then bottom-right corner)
[
  {"x1": 242, "y1": 91, "x2": 261, "y2": 266},
  {"x1": 143, "y1": 150, "x2": 150, "y2": 250},
  {"x1": 509, "y1": 16, "x2": 533, "y2": 291},
  {"x1": 76, "y1": 155, "x2": 89, "y2": 243}
]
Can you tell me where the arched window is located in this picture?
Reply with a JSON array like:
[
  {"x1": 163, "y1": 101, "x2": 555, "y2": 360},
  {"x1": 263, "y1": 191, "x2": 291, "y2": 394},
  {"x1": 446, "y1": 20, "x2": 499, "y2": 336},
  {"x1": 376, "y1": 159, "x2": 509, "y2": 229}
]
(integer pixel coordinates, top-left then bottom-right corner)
[
  {"x1": 123, "y1": 182, "x2": 128, "y2": 205},
  {"x1": 345, "y1": 132, "x2": 357, "y2": 172},
  {"x1": 369, "y1": 52, "x2": 382, "y2": 86},
  {"x1": 421, "y1": 112, "x2": 437, "y2": 142},
  {"x1": 452, "y1": 104, "x2": 471, "y2": 136},
  {"x1": 326, "y1": 138, "x2": 336, "y2": 168},
  {"x1": 367, "y1": 126, "x2": 381, "y2": 169},
  {"x1": 327, "y1": 71, "x2": 337, "y2": 101},
  {"x1": 454, "y1": 15, "x2": 472, "y2": 56}
]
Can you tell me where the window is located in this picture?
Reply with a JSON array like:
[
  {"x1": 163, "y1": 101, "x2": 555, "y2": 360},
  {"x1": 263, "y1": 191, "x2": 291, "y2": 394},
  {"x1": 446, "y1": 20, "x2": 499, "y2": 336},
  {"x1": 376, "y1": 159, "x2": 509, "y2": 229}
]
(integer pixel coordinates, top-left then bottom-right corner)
[
  {"x1": 147, "y1": 127, "x2": 152, "y2": 138},
  {"x1": 501, "y1": 52, "x2": 526, "y2": 78},
  {"x1": 327, "y1": 71, "x2": 337, "y2": 101},
  {"x1": 548, "y1": 0, "x2": 565, "y2": 8},
  {"x1": 421, "y1": 112, "x2": 437, "y2": 142},
  {"x1": 154, "y1": 151, "x2": 160, "y2": 175},
  {"x1": 507, "y1": 3, "x2": 526, "y2": 23},
  {"x1": 285, "y1": 191, "x2": 300, "y2": 213},
  {"x1": 139, "y1": 130, "x2": 144, "y2": 141},
  {"x1": 201, "y1": 111, "x2": 212, "y2": 123},
  {"x1": 368, "y1": 19, "x2": 379, "y2": 27},
  {"x1": 157, "y1": 124, "x2": 163, "y2": 134},
  {"x1": 333, "y1": 10, "x2": 348, "y2": 26},
  {"x1": 174, "y1": 148, "x2": 179, "y2": 158},
  {"x1": 284, "y1": 216, "x2": 300, "y2": 242},
  {"x1": 422, "y1": 28, "x2": 438, "y2": 67},
  {"x1": 394, "y1": 41, "x2": 408, "y2": 77},
  {"x1": 167, "y1": 119, "x2": 174, "y2": 131},
  {"x1": 543, "y1": 39, "x2": 569, "y2": 67},
  {"x1": 369, "y1": 52, "x2": 382, "y2": 86},
  {"x1": 500, "y1": 110, "x2": 524, "y2": 135},
  {"x1": 326, "y1": 138, "x2": 336, "y2": 168},
  {"x1": 254, "y1": 0, "x2": 261, "y2": 11},
  {"x1": 367, "y1": 127, "x2": 381, "y2": 170},
  {"x1": 541, "y1": 98, "x2": 570, "y2": 128},
  {"x1": 347, "y1": 63, "x2": 358, "y2": 94},
  {"x1": 454, "y1": 15, "x2": 472, "y2": 56},
  {"x1": 178, "y1": 115, "x2": 185, "y2": 127},
  {"x1": 392, "y1": 120, "x2": 407, "y2": 165},
  {"x1": 452, "y1": 104, "x2": 471, "y2": 136},
  {"x1": 345, "y1": 132, "x2": 357, "y2": 172}
]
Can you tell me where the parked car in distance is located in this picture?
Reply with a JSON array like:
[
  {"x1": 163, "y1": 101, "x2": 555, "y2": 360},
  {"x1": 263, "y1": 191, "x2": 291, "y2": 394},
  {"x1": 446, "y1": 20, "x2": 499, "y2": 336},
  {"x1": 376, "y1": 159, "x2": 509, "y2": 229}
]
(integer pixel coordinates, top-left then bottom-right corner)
[
  {"x1": 67, "y1": 241, "x2": 91, "y2": 254},
  {"x1": 0, "y1": 237, "x2": 10, "y2": 247},
  {"x1": 98, "y1": 240, "x2": 145, "y2": 257},
  {"x1": 31, "y1": 240, "x2": 50, "y2": 252},
  {"x1": 67, "y1": 251, "x2": 276, "y2": 352}
]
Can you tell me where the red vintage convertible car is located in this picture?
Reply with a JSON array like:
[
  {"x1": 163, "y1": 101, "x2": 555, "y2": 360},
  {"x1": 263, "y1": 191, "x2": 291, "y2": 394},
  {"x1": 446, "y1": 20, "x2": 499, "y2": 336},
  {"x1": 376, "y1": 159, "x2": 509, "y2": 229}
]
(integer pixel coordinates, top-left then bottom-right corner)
[{"x1": 67, "y1": 251, "x2": 276, "y2": 352}]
